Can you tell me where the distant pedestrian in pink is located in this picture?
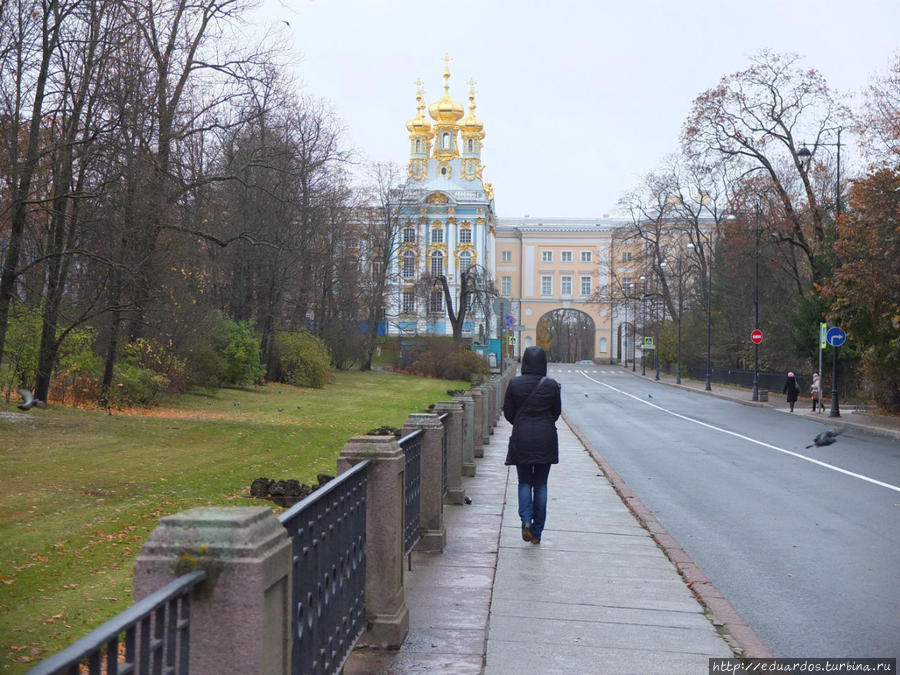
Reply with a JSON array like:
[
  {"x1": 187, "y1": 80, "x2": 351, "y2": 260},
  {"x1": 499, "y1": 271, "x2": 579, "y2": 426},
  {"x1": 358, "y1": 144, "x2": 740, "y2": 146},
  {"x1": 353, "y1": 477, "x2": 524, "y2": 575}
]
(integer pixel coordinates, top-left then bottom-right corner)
[{"x1": 783, "y1": 372, "x2": 799, "y2": 412}]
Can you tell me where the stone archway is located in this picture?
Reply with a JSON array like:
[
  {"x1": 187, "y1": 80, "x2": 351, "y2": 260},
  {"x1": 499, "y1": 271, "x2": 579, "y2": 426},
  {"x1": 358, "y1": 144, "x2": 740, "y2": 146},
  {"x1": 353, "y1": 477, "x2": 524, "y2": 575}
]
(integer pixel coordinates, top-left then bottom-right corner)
[{"x1": 536, "y1": 308, "x2": 596, "y2": 363}]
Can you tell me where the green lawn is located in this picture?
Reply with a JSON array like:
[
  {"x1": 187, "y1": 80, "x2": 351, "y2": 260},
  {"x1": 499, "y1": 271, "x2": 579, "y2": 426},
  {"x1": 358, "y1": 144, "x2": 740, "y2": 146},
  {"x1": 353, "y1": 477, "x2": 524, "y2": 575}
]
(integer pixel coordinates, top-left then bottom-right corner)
[{"x1": 0, "y1": 370, "x2": 466, "y2": 672}]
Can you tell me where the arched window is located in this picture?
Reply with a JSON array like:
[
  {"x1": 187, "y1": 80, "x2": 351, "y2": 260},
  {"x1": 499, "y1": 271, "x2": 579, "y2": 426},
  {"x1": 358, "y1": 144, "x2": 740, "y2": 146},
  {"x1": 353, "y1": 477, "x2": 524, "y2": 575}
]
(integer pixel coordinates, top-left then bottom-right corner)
[
  {"x1": 403, "y1": 251, "x2": 416, "y2": 278},
  {"x1": 431, "y1": 252, "x2": 444, "y2": 277},
  {"x1": 442, "y1": 132, "x2": 450, "y2": 149},
  {"x1": 459, "y1": 251, "x2": 472, "y2": 276},
  {"x1": 429, "y1": 289, "x2": 443, "y2": 313},
  {"x1": 599, "y1": 337, "x2": 608, "y2": 353},
  {"x1": 467, "y1": 139, "x2": 474, "y2": 153},
  {"x1": 415, "y1": 139, "x2": 421, "y2": 153}
]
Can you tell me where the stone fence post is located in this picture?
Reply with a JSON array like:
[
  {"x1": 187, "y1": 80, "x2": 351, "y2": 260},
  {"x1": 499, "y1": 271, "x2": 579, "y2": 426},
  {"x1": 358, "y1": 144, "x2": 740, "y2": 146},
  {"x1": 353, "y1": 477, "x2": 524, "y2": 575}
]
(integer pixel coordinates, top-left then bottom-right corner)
[
  {"x1": 402, "y1": 413, "x2": 446, "y2": 552},
  {"x1": 434, "y1": 400, "x2": 465, "y2": 504},
  {"x1": 338, "y1": 436, "x2": 409, "y2": 648},
  {"x1": 134, "y1": 507, "x2": 292, "y2": 675},
  {"x1": 468, "y1": 388, "x2": 484, "y2": 458},
  {"x1": 454, "y1": 394, "x2": 476, "y2": 477},
  {"x1": 476, "y1": 385, "x2": 490, "y2": 445}
]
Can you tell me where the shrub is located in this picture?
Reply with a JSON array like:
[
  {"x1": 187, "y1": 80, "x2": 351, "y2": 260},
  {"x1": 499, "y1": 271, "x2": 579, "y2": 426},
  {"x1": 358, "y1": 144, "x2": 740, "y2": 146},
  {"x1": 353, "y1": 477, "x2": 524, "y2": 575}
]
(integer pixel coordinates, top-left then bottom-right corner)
[
  {"x1": 111, "y1": 338, "x2": 187, "y2": 406},
  {"x1": 1, "y1": 303, "x2": 41, "y2": 394},
  {"x1": 276, "y1": 331, "x2": 331, "y2": 388},
  {"x1": 221, "y1": 318, "x2": 265, "y2": 387},
  {"x1": 183, "y1": 312, "x2": 227, "y2": 387},
  {"x1": 410, "y1": 339, "x2": 490, "y2": 382}
]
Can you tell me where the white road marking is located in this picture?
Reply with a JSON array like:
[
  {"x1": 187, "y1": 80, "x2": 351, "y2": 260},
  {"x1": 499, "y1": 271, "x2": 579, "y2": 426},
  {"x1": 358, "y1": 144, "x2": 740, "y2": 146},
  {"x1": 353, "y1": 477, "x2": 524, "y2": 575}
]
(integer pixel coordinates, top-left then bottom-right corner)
[{"x1": 580, "y1": 372, "x2": 900, "y2": 494}]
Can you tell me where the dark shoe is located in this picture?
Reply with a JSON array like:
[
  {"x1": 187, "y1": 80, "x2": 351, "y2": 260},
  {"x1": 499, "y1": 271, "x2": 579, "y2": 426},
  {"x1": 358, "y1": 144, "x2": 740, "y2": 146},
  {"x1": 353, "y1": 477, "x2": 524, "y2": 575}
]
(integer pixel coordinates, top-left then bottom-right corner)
[
  {"x1": 531, "y1": 537, "x2": 541, "y2": 544},
  {"x1": 521, "y1": 524, "x2": 532, "y2": 542}
]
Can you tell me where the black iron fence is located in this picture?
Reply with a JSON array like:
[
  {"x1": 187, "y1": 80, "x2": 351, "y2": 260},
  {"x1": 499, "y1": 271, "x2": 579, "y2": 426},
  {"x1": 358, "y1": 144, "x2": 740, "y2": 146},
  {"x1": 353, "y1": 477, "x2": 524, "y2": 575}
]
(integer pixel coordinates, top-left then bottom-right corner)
[
  {"x1": 399, "y1": 429, "x2": 422, "y2": 564},
  {"x1": 686, "y1": 366, "x2": 804, "y2": 394},
  {"x1": 278, "y1": 459, "x2": 369, "y2": 675},
  {"x1": 28, "y1": 570, "x2": 206, "y2": 675}
]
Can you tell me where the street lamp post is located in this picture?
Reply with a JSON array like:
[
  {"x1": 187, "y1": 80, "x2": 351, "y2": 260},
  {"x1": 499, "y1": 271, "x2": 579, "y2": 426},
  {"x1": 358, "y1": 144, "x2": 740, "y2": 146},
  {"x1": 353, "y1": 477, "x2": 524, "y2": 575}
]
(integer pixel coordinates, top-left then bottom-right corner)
[
  {"x1": 752, "y1": 205, "x2": 760, "y2": 402},
  {"x1": 623, "y1": 299, "x2": 628, "y2": 368},
  {"x1": 676, "y1": 253, "x2": 683, "y2": 385},
  {"x1": 654, "y1": 285, "x2": 660, "y2": 381},
  {"x1": 632, "y1": 295, "x2": 637, "y2": 372},
  {"x1": 799, "y1": 128, "x2": 843, "y2": 418},
  {"x1": 640, "y1": 275, "x2": 647, "y2": 376}
]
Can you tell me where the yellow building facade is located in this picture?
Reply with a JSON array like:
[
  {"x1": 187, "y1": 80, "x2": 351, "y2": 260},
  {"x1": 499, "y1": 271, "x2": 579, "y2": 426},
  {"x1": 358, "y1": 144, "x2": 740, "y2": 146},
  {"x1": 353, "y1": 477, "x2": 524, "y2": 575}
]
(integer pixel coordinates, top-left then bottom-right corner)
[{"x1": 494, "y1": 217, "x2": 645, "y2": 363}]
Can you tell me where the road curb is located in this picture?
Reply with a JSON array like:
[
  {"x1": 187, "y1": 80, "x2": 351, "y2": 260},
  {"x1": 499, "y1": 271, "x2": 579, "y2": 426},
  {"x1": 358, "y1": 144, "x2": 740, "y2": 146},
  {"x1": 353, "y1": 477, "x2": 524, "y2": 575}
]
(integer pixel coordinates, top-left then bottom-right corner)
[{"x1": 563, "y1": 412, "x2": 775, "y2": 660}]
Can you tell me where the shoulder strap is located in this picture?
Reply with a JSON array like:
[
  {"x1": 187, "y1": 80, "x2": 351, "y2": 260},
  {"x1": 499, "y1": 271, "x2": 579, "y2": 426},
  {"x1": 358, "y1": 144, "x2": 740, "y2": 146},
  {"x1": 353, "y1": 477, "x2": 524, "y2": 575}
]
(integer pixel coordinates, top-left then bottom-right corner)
[{"x1": 514, "y1": 376, "x2": 547, "y2": 423}]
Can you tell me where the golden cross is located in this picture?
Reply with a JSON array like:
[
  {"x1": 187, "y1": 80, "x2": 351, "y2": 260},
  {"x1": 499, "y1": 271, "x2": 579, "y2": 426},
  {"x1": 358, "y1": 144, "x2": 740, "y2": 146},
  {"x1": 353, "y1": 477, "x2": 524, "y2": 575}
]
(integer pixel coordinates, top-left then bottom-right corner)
[{"x1": 442, "y1": 53, "x2": 452, "y2": 69}]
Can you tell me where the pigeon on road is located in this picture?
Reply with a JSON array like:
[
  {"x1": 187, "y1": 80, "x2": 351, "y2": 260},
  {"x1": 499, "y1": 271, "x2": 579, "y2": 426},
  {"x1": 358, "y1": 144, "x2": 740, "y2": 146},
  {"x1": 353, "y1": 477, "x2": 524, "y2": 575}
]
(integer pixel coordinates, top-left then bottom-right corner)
[
  {"x1": 16, "y1": 387, "x2": 46, "y2": 411},
  {"x1": 805, "y1": 428, "x2": 844, "y2": 448}
]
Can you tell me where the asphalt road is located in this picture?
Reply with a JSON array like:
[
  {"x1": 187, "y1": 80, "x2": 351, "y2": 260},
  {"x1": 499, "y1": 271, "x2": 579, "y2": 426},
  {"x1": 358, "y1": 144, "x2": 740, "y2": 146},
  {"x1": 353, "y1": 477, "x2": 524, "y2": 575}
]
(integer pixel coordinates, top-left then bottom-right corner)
[{"x1": 552, "y1": 364, "x2": 900, "y2": 659}]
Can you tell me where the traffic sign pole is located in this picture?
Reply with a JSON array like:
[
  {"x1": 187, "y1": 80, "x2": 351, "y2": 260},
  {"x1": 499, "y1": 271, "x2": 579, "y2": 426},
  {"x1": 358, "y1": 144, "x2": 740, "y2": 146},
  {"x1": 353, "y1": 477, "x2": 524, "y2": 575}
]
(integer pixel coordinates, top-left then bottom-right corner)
[{"x1": 826, "y1": 326, "x2": 846, "y2": 418}]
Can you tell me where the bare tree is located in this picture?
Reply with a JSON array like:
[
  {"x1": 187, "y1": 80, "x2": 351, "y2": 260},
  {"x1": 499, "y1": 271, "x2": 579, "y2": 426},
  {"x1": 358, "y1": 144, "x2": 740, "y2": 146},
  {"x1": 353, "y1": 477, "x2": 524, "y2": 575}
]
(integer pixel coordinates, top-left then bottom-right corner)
[
  {"x1": 356, "y1": 162, "x2": 410, "y2": 369},
  {"x1": 417, "y1": 263, "x2": 497, "y2": 344},
  {"x1": 683, "y1": 50, "x2": 850, "y2": 286}
]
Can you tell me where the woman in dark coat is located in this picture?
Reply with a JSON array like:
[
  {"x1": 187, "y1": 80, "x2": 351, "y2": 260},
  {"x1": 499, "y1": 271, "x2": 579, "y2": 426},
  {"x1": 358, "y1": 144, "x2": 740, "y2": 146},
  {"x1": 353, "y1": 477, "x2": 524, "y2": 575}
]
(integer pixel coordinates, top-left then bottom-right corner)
[
  {"x1": 503, "y1": 346, "x2": 561, "y2": 544},
  {"x1": 783, "y1": 371, "x2": 799, "y2": 412}
]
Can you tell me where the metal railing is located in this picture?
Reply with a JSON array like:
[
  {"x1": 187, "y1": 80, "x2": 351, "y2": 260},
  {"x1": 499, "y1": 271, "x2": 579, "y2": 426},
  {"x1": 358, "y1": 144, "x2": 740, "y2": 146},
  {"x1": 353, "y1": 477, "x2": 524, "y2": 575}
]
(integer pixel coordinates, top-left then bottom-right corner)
[
  {"x1": 399, "y1": 428, "x2": 422, "y2": 567},
  {"x1": 686, "y1": 366, "x2": 803, "y2": 394},
  {"x1": 438, "y1": 412, "x2": 449, "y2": 497},
  {"x1": 278, "y1": 459, "x2": 369, "y2": 675},
  {"x1": 28, "y1": 570, "x2": 206, "y2": 675}
]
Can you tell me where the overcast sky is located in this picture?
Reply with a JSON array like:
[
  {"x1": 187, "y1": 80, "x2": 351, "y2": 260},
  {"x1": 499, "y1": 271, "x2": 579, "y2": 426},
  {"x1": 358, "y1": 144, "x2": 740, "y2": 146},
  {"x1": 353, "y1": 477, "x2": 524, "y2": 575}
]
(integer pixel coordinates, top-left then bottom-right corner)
[{"x1": 253, "y1": 0, "x2": 899, "y2": 219}]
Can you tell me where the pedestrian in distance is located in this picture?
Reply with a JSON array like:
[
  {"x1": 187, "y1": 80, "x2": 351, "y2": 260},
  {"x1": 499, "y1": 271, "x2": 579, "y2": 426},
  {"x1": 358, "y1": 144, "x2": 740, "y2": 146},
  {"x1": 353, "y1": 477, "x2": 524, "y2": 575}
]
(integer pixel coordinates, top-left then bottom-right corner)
[
  {"x1": 503, "y1": 346, "x2": 561, "y2": 545},
  {"x1": 783, "y1": 371, "x2": 799, "y2": 412},
  {"x1": 811, "y1": 373, "x2": 822, "y2": 413}
]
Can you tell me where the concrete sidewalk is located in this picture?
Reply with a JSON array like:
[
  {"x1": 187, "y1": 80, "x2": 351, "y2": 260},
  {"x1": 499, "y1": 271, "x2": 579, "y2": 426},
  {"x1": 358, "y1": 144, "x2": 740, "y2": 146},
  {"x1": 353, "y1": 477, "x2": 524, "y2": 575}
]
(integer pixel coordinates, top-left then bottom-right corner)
[
  {"x1": 484, "y1": 419, "x2": 733, "y2": 674},
  {"x1": 346, "y1": 416, "x2": 741, "y2": 674}
]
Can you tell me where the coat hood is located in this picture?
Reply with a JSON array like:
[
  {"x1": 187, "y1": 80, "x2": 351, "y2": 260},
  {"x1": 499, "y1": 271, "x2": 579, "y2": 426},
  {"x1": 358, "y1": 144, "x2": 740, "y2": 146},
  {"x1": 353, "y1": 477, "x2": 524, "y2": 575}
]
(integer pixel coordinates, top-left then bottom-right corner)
[{"x1": 521, "y1": 346, "x2": 548, "y2": 376}]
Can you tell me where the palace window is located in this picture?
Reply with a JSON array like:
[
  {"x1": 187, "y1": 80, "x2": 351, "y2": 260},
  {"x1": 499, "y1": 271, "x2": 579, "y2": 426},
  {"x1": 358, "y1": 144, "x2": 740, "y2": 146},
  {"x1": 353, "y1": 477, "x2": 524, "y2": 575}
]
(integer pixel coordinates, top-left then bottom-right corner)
[
  {"x1": 581, "y1": 250, "x2": 592, "y2": 263},
  {"x1": 371, "y1": 257, "x2": 384, "y2": 280},
  {"x1": 501, "y1": 250, "x2": 512, "y2": 262},
  {"x1": 429, "y1": 289, "x2": 443, "y2": 313},
  {"x1": 467, "y1": 139, "x2": 474, "y2": 152},
  {"x1": 403, "y1": 227, "x2": 416, "y2": 243},
  {"x1": 442, "y1": 132, "x2": 450, "y2": 149},
  {"x1": 431, "y1": 252, "x2": 444, "y2": 277},
  {"x1": 431, "y1": 228, "x2": 443, "y2": 244},
  {"x1": 459, "y1": 227, "x2": 472, "y2": 244},
  {"x1": 542, "y1": 250, "x2": 553, "y2": 263},
  {"x1": 415, "y1": 139, "x2": 422, "y2": 153},
  {"x1": 561, "y1": 276, "x2": 572, "y2": 296},
  {"x1": 459, "y1": 251, "x2": 472, "y2": 276},
  {"x1": 561, "y1": 251, "x2": 573, "y2": 263},
  {"x1": 402, "y1": 251, "x2": 416, "y2": 278},
  {"x1": 501, "y1": 276, "x2": 511, "y2": 295},
  {"x1": 623, "y1": 277, "x2": 633, "y2": 295},
  {"x1": 541, "y1": 276, "x2": 552, "y2": 296},
  {"x1": 401, "y1": 291, "x2": 415, "y2": 314},
  {"x1": 622, "y1": 251, "x2": 632, "y2": 262},
  {"x1": 581, "y1": 276, "x2": 592, "y2": 296}
]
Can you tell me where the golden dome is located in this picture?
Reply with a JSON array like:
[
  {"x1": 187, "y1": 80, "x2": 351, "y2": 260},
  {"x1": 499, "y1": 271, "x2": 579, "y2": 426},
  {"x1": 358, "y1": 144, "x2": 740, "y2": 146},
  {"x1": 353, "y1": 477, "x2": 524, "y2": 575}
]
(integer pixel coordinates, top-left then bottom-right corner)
[
  {"x1": 428, "y1": 65, "x2": 464, "y2": 123},
  {"x1": 406, "y1": 84, "x2": 432, "y2": 136},
  {"x1": 460, "y1": 83, "x2": 484, "y2": 137}
]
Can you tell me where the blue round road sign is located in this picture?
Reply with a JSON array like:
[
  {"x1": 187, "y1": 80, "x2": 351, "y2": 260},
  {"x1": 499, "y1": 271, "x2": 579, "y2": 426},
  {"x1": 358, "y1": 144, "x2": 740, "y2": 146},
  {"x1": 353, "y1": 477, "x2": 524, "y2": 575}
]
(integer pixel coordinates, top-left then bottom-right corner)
[{"x1": 826, "y1": 326, "x2": 846, "y2": 347}]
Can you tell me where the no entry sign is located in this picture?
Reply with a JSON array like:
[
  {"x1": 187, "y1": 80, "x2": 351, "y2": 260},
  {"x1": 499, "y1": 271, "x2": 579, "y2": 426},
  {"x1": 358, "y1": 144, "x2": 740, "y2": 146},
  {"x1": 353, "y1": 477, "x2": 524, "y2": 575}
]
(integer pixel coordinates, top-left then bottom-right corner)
[{"x1": 751, "y1": 329, "x2": 763, "y2": 344}]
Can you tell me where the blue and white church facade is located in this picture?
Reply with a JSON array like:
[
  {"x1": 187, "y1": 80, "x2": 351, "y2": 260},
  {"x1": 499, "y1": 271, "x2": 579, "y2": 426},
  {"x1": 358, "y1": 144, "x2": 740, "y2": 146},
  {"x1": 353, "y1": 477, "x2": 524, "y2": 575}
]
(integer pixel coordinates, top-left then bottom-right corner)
[{"x1": 384, "y1": 62, "x2": 498, "y2": 339}]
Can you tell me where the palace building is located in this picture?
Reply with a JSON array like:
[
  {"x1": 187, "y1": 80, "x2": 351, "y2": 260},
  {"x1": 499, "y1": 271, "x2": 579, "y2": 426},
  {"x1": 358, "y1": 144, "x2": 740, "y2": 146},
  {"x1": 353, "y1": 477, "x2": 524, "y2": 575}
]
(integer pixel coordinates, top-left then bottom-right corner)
[
  {"x1": 385, "y1": 60, "x2": 498, "y2": 339},
  {"x1": 388, "y1": 60, "x2": 647, "y2": 364}
]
